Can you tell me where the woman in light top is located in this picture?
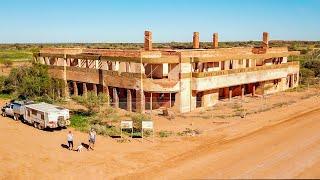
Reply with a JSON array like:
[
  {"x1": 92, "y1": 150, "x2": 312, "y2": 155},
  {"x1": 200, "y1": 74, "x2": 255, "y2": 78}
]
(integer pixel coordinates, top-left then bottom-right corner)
[
  {"x1": 88, "y1": 129, "x2": 96, "y2": 150},
  {"x1": 67, "y1": 131, "x2": 73, "y2": 150}
]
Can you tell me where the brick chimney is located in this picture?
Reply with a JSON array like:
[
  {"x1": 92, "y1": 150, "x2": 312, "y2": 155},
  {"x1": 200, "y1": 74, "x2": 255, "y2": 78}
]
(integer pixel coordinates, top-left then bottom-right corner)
[
  {"x1": 262, "y1": 32, "x2": 269, "y2": 49},
  {"x1": 193, "y1": 32, "x2": 200, "y2": 49},
  {"x1": 144, "y1": 31, "x2": 152, "y2": 51},
  {"x1": 212, "y1": 33, "x2": 219, "y2": 49}
]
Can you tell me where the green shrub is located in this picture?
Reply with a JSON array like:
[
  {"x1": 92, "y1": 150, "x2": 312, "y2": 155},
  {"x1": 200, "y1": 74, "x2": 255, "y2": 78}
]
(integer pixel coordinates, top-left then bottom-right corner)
[
  {"x1": 303, "y1": 60, "x2": 320, "y2": 77},
  {"x1": 158, "y1": 130, "x2": 173, "y2": 138},
  {"x1": 72, "y1": 92, "x2": 109, "y2": 113},
  {"x1": 90, "y1": 124, "x2": 120, "y2": 137},
  {"x1": 177, "y1": 128, "x2": 201, "y2": 136},
  {"x1": 71, "y1": 95, "x2": 86, "y2": 104},
  {"x1": 70, "y1": 114, "x2": 90, "y2": 132},
  {"x1": 300, "y1": 68, "x2": 316, "y2": 85},
  {"x1": 3, "y1": 63, "x2": 65, "y2": 99}
]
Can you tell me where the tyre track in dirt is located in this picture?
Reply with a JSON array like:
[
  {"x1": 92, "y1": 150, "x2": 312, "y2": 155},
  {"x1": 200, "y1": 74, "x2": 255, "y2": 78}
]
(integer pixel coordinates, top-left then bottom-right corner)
[{"x1": 120, "y1": 107, "x2": 320, "y2": 179}]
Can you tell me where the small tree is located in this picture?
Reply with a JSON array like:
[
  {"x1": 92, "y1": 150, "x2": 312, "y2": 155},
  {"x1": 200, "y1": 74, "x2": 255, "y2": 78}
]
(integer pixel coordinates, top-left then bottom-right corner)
[
  {"x1": 83, "y1": 92, "x2": 109, "y2": 113},
  {"x1": 3, "y1": 63, "x2": 65, "y2": 100},
  {"x1": 303, "y1": 60, "x2": 320, "y2": 77}
]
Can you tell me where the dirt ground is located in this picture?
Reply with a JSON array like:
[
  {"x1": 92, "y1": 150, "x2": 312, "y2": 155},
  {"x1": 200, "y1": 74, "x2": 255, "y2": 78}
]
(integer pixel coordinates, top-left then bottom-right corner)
[
  {"x1": 1, "y1": 88, "x2": 320, "y2": 179},
  {"x1": 0, "y1": 61, "x2": 31, "y2": 76}
]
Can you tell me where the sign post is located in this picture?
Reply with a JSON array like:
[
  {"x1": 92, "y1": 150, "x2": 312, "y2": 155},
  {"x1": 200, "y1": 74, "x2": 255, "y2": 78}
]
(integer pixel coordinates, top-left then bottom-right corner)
[
  {"x1": 120, "y1": 120, "x2": 133, "y2": 139},
  {"x1": 142, "y1": 121, "x2": 154, "y2": 142}
]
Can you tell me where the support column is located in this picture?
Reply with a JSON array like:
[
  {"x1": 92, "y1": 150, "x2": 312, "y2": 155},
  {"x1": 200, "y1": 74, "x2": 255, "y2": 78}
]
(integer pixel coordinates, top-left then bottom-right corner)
[
  {"x1": 291, "y1": 74, "x2": 295, "y2": 88},
  {"x1": 103, "y1": 86, "x2": 109, "y2": 94},
  {"x1": 113, "y1": 88, "x2": 119, "y2": 108},
  {"x1": 57, "y1": 88, "x2": 61, "y2": 98},
  {"x1": 252, "y1": 84, "x2": 256, "y2": 96},
  {"x1": 150, "y1": 93, "x2": 153, "y2": 112},
  {"x1": 73, "y1": 81, "x2": 78, "y2": 96},
  {"x1": 169, "y1": 93, "x2": 172, "y2": 108},
  {"x1": 45, "y1": 57, "x2": 50, "y2": 65},
  {"x1": 127, "y1": 89, "x2": 132, "y2": 112},
  {"x1": 63, "y1": 57, "x2": 69, "y2": 98},
  {"x1": 82, "y1": 83, "x2": 87, "y2": 98},
  {"x1": 92, "y1": 84, "x2": 97, "y2": 96},
  {"x1": 241, "y1": 85, "x2": 245, "y2": 99},
  {"x1": 229, "y1": 88, "x2": 232, "y2": 101},
  {"x1": 103, "y1": 86, "x2": 110, "y2": 106},
  {"x1": 136, "y1": 90, "x2": 145, "y2": 113},
  {"x1": 67, "y1": 58, "x2": 71, "y2": 66},
  {"x1": 175, "y1": 62, "x2": 195, "y2": 113}
]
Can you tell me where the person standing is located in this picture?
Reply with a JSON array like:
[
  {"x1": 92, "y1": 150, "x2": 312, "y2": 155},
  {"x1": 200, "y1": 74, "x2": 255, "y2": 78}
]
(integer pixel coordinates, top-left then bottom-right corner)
[
  {"x1": 67, "y1": 131, "x2": 74, "y2": 150},
  {"x1": 88, "y1": 129, "x2": 96, "y2": 150}
]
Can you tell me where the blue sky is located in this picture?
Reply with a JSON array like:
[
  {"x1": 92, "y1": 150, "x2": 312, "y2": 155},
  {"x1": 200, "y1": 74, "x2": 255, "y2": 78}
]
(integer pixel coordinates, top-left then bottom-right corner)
[{"x1": 0, "y1": 0, "x2": 319, "y2": 43}]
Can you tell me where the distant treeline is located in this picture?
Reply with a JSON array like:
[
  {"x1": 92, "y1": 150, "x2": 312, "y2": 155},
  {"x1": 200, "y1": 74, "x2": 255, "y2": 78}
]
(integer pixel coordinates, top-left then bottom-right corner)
[{"x1": 0, "y1": 41, "x2": 319, "y2": 52}]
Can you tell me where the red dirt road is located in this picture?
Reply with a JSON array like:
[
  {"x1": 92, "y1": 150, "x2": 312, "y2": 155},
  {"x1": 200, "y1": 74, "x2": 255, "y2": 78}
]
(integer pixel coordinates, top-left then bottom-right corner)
[
  {"x1": 1, "y1": 97, "x2": 320, "y2": 179},
  {"x1": 125, "y1": 108, "x2": 320, "y2": 179}
]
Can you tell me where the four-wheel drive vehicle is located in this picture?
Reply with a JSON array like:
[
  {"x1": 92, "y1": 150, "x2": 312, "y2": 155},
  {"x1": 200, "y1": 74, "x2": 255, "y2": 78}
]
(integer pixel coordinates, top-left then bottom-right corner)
[
  {"x1": 23, "y1": 102, "x2": 70, "y2": 130},
  {"x1": 1, "y1": 100, "x2": 33, "y2": 120}
]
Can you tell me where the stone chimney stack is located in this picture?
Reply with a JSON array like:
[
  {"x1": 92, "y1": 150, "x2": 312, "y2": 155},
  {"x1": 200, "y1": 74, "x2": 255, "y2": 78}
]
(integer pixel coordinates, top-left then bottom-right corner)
[
  {"x1": 144, "y1": 31, "x2": 152, "y2": 51},
  {"x1": 262, "y1": 32, "x2": 269, "y2": 49},
  {"x1": 212, "y1": 33, "x2": 219, "y2": 49},
  {"x1": 193, "y1": 32, "x2": 200, "y2": 49}
]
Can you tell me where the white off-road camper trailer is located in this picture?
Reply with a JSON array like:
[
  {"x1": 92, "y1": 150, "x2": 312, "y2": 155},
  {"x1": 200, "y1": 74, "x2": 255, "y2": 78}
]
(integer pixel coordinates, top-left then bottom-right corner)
[{"x1": 24, "y1": 102, "x2": 70, "y2": 129}]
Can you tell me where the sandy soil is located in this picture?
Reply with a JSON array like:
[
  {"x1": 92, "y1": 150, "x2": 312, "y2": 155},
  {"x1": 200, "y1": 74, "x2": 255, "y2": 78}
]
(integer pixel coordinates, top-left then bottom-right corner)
[
  {"x1": 0, "y1": 61, "x2": 31, "y2": 76},
  {"x1": 1, "y1": 90, "x2": 320, "y2": 179}
]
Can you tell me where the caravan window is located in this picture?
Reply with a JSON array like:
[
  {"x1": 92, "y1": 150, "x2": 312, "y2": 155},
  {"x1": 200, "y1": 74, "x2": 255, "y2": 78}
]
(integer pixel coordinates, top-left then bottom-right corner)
[
  {"x1": 40, "y1": 112, "x2": 44, "y2": 120},
  {"x1": 31, "y1": 110, "x2": 37, "y2": 115}
]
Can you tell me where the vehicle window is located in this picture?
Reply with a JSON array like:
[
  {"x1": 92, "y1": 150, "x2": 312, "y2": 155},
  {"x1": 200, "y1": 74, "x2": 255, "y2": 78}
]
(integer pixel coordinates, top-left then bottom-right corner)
[
  {"x1": 27, "y1": 110, "x2": 30, "y2": 116},
  {"x1": 40, "y1": 113, "x2": 44, "y2": 120},
  {"x1": 31, "y1": 110, "x2": 37, "y2": 115}
]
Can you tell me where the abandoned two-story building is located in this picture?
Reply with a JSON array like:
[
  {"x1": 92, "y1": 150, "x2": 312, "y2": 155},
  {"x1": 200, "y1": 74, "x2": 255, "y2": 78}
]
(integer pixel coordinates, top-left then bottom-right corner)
[{"x1": 34, "y1": 31, "x2": 300, "y2": 113}]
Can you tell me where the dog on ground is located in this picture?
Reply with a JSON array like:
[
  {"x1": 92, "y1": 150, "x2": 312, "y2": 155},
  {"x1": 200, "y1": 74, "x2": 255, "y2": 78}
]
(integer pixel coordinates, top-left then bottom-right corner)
[{"x1": 76, "y1": 144, "x2": 84, "y2": 152}]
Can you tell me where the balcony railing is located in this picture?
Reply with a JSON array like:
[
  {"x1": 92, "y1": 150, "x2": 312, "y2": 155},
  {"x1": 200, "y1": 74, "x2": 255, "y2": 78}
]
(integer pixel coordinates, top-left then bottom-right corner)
[{"x1": 192, "y1": 61, "x2": 299, "y2": 78}]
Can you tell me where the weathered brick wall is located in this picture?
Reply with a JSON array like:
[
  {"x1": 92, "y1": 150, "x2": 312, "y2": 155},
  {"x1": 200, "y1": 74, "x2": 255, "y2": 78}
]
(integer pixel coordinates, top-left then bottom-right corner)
[{"x1": 47, "y1": 66, "x2": 179, "y2": 92}]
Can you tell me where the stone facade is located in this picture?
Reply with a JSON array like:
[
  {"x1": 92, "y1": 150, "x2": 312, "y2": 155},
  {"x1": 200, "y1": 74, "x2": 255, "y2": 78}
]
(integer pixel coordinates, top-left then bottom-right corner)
[{"x1": 34, "y1": 31, "x2": 300, "y2": 113}]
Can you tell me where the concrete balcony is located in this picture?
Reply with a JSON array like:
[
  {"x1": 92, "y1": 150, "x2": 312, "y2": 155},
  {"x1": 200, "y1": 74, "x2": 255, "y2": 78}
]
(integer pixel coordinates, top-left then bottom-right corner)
[
  {"x1": 47, "y1": 66, "x2": 179, "y2": 92},
  {"x1": 192, "y1": 61, "x2": 299, "y2": 91},
  {"x1": 142, "y1": 78, "x2": 180, "y2": 92}
]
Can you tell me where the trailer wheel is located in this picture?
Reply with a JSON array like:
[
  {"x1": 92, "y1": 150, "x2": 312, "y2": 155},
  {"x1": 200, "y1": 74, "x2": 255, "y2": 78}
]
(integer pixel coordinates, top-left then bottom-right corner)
[
  {"x1": 2, "y1": 112, "x2": 6, "y2": 117},
  {"x1": 37, "y1": 124, "x2": 44, "y2": 130},
  {"x1": 33, "y1": 122, "x2": 38, "y2": 129}
]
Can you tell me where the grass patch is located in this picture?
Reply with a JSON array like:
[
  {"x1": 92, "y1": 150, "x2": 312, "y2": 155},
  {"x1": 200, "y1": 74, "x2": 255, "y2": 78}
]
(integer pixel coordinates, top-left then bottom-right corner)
[
  {"x1": 177, "y1": 128, "x2": 201, "y2": 136},
  {"x1": 0, "y1": 93, "x2": 13, "y2": 100},
  {"x1": 0, "y1": 50, "x2": 33, "y2": 61},
  {"x1": 70, "y1": 111, "x2": 122, "y2": 137},
  {"x1": 158, "y1": 130, "x2": 173, "y2": 138},
  {"x1": 70, "y1": 113, "x2": 91, "y2": 132}
]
